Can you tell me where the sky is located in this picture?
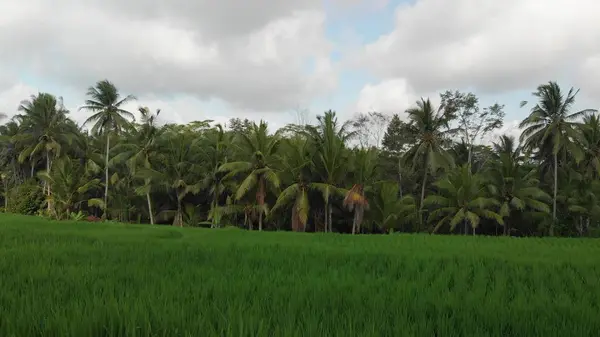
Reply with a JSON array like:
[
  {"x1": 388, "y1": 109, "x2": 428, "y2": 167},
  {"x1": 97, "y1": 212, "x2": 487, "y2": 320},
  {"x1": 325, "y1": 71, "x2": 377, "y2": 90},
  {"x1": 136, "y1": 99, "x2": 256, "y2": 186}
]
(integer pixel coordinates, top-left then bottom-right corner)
[{"x1": 1, "y1": 0, "x2": 600, "y2": 143}]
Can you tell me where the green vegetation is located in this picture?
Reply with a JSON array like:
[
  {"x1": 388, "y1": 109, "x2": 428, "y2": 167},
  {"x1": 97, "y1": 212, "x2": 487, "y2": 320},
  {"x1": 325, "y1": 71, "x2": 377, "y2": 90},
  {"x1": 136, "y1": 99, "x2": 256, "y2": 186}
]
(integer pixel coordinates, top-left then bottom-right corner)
[
  {"x1": 1, "y1": 214, "x2": 599, "y2": 336},
  {"x1": 1, "y1": 80, "x2": 599, "y2": 236}
]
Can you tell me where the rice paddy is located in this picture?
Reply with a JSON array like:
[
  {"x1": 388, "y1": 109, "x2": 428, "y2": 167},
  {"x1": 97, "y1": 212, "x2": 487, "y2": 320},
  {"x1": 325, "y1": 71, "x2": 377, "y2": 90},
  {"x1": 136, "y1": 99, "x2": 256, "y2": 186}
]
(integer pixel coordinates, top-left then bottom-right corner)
[{"x1": 1, "y1": 213, "x2": 599, "y2": 336}]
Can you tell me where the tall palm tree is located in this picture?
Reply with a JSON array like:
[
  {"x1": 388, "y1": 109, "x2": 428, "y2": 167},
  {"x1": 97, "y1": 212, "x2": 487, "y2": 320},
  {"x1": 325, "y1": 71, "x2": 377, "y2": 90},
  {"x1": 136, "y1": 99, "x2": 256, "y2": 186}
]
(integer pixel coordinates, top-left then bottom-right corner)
[
  {"x1": 425, "y1": 165, "x2": 502, "y2": 235},
  {"x1": 402, "y1": 98, "x2": 455, "y2": 227},
  {"x1": 219, "y1": 121, "x2": 280, "y2": 231},
  {"x1": 139, "y1": 131, "x2": 202, "y2": 226},
  {"x1": 271, "y1": 137, "x2": 313, "y2": 232},
  {"x1": 79, "y1": 80, "x2": 136, "y2": 219},
  {"x1": 488, "y1": 135, "x2": 551, "y2": 235},
  {"x1": 112, "y1": 106, "x2": 163, "y2": 224},
  {"x1": 579, "y1": 113, "x2": 600, "y2": 179},
  {"x1": 519, "y1": 81, "x2": 597, "y2": 235},
  {"x1": 14, "y1": 93, "x2": 76, "y2": 214},
  {"x1": 303, "y1": 111, "x2": 355, "y2": 232},
  {"x1": 344, "y1": 148, "x2": 377, "y2": 234},
  {"x1": 200, "y1": 124, "x2": 232, "y2": 228}
]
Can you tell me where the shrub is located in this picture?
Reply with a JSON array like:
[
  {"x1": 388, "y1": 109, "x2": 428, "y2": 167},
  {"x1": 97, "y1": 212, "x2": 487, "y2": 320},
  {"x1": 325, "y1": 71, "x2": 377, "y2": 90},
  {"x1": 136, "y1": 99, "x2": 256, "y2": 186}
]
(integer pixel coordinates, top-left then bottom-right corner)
[{"x1": 6, "y1": 180, "x2": 44, "y2": 215}]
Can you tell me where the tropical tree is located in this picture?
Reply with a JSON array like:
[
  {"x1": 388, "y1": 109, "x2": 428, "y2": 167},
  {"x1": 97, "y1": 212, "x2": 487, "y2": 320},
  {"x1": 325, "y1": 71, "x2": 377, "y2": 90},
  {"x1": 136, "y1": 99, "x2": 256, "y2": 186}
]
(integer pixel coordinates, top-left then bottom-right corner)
[
  {"x1": 344, "y1": 148, "x2": 377, "y2": 234},
  {"x1": 140, "y1": 131, "x2": 202, "y2": 226},
  {"x1": 304, "y1": 110, "x2": 355, "y2": 232},
  {"x1": 219, "y1": 121, "x2": 280, "y2": 231},
  {"x1": 200, "y1": 124, "x2": 232, "y2": 228},
  {"x1": 37, "y1": 158, "x2": 101, "y2": 219},
  {"x1": 271, "y1": 137, "x2": 313, "y2": 232},
  {"x1": 79, "y1": 80, "x2": 136, "y2": 219},
  {"x1": 488, "y1": 135, "x2": 551, "y2": 235},
  {"x1": 425, "y1": 165, "x2": 502, "y2": 235},
  {"x1": 112, "y1": 106, "x2": 163, "y2": 224},
  {"x1": 519, "y1": 81, "x2": 597, "y2": 235},
  {"x1": 402, "y1": 98, "x2": 456, "y2": 227},
  {"x1": 14, "y1": 93, "x2": 79, "y2": 214}
]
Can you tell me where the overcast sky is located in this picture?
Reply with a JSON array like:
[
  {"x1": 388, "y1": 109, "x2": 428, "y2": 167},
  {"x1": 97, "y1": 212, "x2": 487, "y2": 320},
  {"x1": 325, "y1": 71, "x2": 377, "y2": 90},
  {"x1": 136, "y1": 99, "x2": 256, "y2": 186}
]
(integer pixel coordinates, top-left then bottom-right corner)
[{"x1": 1, "y1": 0, "x2": 599, "y2": 141}]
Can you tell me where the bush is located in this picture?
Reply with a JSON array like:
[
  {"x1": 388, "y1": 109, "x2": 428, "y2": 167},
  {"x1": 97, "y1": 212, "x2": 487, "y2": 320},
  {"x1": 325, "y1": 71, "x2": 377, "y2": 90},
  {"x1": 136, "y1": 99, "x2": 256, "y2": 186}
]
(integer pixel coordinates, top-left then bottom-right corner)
[{"x1": 6, "y1": 180, "x2": 44, "y2": 215}]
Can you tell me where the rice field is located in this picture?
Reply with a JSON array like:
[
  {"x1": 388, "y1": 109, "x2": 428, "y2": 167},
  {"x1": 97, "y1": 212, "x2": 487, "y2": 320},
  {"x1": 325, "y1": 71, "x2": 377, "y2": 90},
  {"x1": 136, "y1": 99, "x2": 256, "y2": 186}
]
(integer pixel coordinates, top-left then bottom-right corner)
[{"x1": 0, "y1": 214, "x2": 599, "y2": 337}]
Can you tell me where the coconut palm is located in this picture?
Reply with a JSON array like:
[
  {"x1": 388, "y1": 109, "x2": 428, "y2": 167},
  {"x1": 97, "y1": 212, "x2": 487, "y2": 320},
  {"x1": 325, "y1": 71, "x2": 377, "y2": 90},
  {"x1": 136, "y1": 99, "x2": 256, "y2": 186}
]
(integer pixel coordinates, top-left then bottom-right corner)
[
  {"x1": 37, "y1": 158, "x2": 101, "y2": 219},
  {"x1": 402, "y1": 98, "x2": 456, "y2": 227},
  {"x1": 14, "y1": 93, "x2": 76, "y2": 213},
  {"x1": 219, "y1": 121, "x2": 280, "y2": 231},
  {"x1": 79, "y1": 80, "x2": 136, "y2": 219},
  {"x1": 270, "y1": 137, "x2": 313, "y2": 232},
  {"x1": 304, "y1": 110, "x2": 355, "y2": 232},
  {"x1": 199, "y1": 124, "x2": 232, "y2": 228},
  {"x1": 344, "y1": 148, "x2": 377, "y2": 234},
  {"x1": 139, "y1": 131, "x2": 202, "y2": 226},
  {"x1": 488, "y1": 135, "x2": 551, "y2": 235},
  {"x1": 519, "y1": 81, "x2": 597, "y2": 235},
  {"x1": 425, "y1": 165, "x2": 502, "y2": 235},
  {"x1": 111, "y1": 106, "x2": 163, "y2": 224}
]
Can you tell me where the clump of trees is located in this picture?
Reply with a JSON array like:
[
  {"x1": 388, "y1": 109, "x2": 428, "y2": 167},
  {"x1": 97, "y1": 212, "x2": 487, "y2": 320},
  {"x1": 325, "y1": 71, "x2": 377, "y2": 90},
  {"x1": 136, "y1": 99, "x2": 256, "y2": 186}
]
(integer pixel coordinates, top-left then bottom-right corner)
[{"x1": 1, "y1": 80, "x2": 598, "y2": 237}]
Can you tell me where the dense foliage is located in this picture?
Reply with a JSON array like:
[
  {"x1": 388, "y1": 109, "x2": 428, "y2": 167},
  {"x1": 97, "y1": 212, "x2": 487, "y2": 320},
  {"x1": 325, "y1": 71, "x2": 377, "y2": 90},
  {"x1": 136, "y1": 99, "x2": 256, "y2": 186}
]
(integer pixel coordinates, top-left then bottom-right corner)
[
  {"x1": 1, "y1": 214, "x2": 598, "y2": 336},
  {"x1": 1, "y1": 80, "x2": 598, "y2": 236}
]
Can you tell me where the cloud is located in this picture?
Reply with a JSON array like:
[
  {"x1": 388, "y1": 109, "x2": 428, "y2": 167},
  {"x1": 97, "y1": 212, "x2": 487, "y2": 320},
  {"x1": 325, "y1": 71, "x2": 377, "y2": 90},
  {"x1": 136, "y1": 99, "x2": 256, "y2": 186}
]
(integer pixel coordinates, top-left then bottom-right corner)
[
  {"x1": 0, "y1": 0, "x2": 337, "y2": 113},
  {"x1": 0, "y1": 83, "x2": 37, "y2": 118},
  {"x1": 356, "y1": 0, "x2": 600, "y2": 95}
]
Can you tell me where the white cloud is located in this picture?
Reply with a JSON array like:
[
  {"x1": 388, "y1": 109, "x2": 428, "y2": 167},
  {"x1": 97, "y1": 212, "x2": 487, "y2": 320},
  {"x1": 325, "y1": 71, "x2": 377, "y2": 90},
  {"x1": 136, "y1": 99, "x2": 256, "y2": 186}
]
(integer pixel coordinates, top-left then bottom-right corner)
[
  {"x1": 0, "y1": 83, "x2": 37, "y2": 118},
  {"x1": 356, "y1": 0, "x2": 600, "y2": 96},
  {"x1": 0, "y1": 0, "x2": 336, "y2": 115}
]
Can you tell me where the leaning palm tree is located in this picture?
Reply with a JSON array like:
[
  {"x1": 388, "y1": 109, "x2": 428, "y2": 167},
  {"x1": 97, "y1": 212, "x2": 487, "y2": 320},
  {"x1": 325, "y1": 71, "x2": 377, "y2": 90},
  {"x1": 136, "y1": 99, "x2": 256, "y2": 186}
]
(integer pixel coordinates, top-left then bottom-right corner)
[
  {"x1": 79, "y1": 80, "x2": 136, "y2": 219},
  {"x1": 219, "y1": 121, "x2": 280, "y2": 231},
  {"x1": 519, "y1": 81, "x2": 597, "y2": 235},
  {"x1": 425, "y1": 165, "x2": 502, "y2": 235},
  {"x1": 402, "y1": 98, "x2": 456, "y2": 227}
]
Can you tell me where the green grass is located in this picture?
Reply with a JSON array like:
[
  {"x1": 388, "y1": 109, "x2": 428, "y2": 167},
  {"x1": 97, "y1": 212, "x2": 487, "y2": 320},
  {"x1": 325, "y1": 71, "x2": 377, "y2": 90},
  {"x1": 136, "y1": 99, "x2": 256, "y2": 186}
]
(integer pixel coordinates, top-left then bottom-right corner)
[{"x1": 1, "y1": 214, "x2": 599, "y2": 336}]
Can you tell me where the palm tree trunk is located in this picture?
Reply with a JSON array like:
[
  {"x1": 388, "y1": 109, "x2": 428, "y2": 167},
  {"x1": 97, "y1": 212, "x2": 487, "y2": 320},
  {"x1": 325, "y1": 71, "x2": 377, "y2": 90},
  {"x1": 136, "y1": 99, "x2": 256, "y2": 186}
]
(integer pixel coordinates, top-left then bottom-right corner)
[
  {"x1": 104, "y1": 133, "x2": 110, "y2": 220},
  {"x1": 352, "y1": 209, "x2": 357, "y2": 234},
  {"x1": 46, "y1": 150, "x2": 52, "y2": 213},
  {"x1": 174, "y1": 197, "x2": 183, "y2": 227},
  {"x1": 146, "y1": 191, "x2": 154, "y2": 225},
  {"x1": 551, "y1": 152, "x2": 558, "y2": 236},
  {"x1": 398, "y1": 157, "x2": 403, "y2": 198},
  {"x1": 419, "y1": 170, "x2": 428, "y2": 230},
  {"x1": 258, "y1": 209, "x2": 263, "y2": 231},
  {"x1": 328, "y1": 203, "x2": 333, "y2": 232},
  {"x1": 323, "y1": 202, "x2": 329, "y2": 232}
]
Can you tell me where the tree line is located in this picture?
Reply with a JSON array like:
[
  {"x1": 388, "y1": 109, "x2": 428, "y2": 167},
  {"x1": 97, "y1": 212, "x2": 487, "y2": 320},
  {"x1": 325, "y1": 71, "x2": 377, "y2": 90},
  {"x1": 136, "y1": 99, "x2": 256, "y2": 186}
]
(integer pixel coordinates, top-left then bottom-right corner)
[{"x1": 0, "y1": 79, "x2": 598, "y2": 237}]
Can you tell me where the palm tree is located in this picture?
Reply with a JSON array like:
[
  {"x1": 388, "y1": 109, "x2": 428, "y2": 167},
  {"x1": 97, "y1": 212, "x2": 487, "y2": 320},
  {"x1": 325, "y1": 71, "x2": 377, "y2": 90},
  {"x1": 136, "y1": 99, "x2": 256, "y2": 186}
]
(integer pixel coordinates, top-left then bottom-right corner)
[
  {"x1": 488, "y1": 135, "x2": 551, "y2": 235},
  {"x1": 139, "y1": 131, "x2": 202, "y2": 226},
  {"x1": 519, "y1": 81, "x2": 597, "y2": 235},
  {"x1": 37, "y1": 158, "x2": 101, "y2": 219},
  {"x1": 271, "y1": 137, "x2": 313, "y2": 232},
  {"x1": 199, "y1": 124, "x2": 232, "y2": 228},
  {"x1": 304, "y1": 110, "x2": 355, "y2": 232},
  {"x1": 79, "y1": 80, "x2": 136, "y2": 219},
  {"x1": 14, "y1": 93, "x2": 76, "y2": 213},
  {"x1": 344, "y1": 148, "x2": 377, "y2": 234},
  {"x1": 402, "y1": 98, "x2": 455, "y2": 227},
  {"x1": 219, "y1": 121, "x2": 280, "y2": 231},
  {"x1": 579, "y1": 113, "x2": 600, "y2": 179},
  {"x1": 368, "y1": 181, "x2": 418, "y2": 233},
  {"x1": 112, "y1": 106, "x2": 163, "y2": 224},
  {"x1": 425, "y1": 165, "x2": 502, "y2": 235}
]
